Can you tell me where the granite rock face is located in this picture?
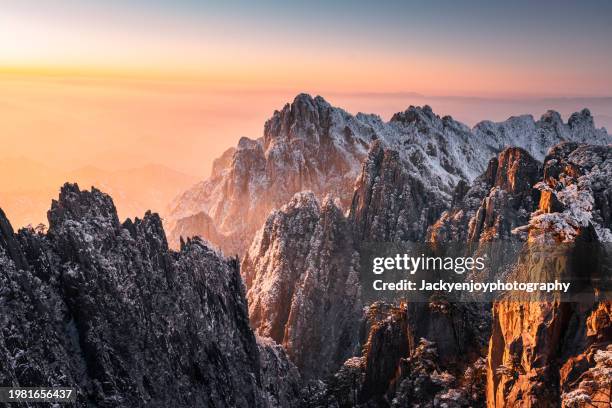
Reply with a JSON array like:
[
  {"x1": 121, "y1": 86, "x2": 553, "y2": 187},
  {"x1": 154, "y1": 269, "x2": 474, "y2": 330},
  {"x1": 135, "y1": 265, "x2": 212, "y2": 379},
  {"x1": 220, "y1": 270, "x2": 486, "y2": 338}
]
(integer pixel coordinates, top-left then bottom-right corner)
[
  {"x1": 242, "y1": 192, "x2": 362, "y2": 380},
  {"x1": 486, "y1": 144, "x2": 612, "y2": 407},
  {"x1": 256, "y1": 336, "x2": 302, "y2": 408},
  {"x1": 168, "y1": 94, "x2": 372, "y2": 255},
  {"x1": 168, "y1": 94, "x2": 610, "y2": 256},
  {"x1": 428, "y1": 147, "x2": 542, "y2": 243},
  {"x1": 0, "y1": 183, "x2": 298, "y2": 408},
  {"x1": 350, "y1": 140, "x2": 448, "y2": 243}
]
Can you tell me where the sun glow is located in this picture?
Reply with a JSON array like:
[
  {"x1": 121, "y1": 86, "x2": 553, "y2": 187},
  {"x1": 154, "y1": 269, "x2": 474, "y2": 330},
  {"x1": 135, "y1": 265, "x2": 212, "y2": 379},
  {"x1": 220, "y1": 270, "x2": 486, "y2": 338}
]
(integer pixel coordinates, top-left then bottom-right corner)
[{"x1": 1, "y1": 0, "x2": 611, "y2": 228}]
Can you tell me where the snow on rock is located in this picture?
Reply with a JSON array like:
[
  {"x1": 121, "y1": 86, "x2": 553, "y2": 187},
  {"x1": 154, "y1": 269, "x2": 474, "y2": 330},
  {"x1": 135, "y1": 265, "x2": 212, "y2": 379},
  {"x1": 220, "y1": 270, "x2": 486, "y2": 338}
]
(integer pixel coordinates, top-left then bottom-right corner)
[
  {"x1": 167, "y1": 94, "x2": 611, "y2": 255},
  {"x1": 350, "y1": 140, "x2": 450, "y2": 242},
  {"x1": 428, "y1": 147, "x2": 542, "y2": 243},
  {"x1": 242, "y1": 191, "x2": 362, "y2": 380},
  {"x1": 0, "y1": 183, "x2": 300, "y2": 407},
  {"x1": 487, "y1": 144, "x2": 612, "y2": 407},
  {"x1": 520, "y1": 143, "x2": 612, "y2": 243}
]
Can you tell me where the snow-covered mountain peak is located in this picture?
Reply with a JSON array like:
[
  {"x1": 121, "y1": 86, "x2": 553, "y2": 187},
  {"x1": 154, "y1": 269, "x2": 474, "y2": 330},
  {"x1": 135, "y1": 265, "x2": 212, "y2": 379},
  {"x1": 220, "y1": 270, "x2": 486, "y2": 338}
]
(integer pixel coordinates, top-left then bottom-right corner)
[
  {"x1": 263, "y1": 93, "x2": 359, "y2": 150},
  {"x1": 167, "y1": 95, "x2": 611, "y2": 255}
]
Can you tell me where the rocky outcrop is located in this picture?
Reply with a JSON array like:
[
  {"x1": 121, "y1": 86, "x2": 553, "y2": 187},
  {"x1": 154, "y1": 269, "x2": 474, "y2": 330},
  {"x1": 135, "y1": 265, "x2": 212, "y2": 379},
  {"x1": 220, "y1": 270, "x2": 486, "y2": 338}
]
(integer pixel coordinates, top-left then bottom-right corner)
[
  {"x1": 0, "y1": 183, "x2": 297, "y2": 407},
  {"x1": 256, "y1": 336, "x2": 302, "y2": 408},
  {"x1": 351, "y1": 140, "x2": 448, "y2": 243},
  {"x1": 486, "y1": 144, "x2": 612, "y2": 407},
  {"x1": 242, "y1": 192, "x2": 362, "y2": 380},
  {"x1": 167, "y1": 94, "x2": 372, "y2": 254},
  {"x1": 428, "y1": 147, "x2": 542, "y2": 243},
  {"x1": 167, "y1": 94, "x2": 610, "y2": 255},
  {"x1": 243, "y1": 192, "x2": 322, "y2": 342},
  {"x1": 306, "y1": 302, "x2": 489, "y2": 407}
]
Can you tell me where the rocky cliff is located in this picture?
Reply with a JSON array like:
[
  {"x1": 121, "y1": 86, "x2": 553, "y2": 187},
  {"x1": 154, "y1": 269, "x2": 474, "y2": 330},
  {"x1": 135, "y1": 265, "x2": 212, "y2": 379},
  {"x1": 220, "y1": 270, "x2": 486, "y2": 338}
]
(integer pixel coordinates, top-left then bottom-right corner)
[
  {"x1": 302, "y1": 301, "x2": 489, "y2": 407},
  {"x1": 244, "y1": 144, "x2": 511, "y2": 405},
  {"x1": 167, "y1": 94, "x2": 610, "y2": 256},
  {"x1": 486, "y1": 144, "x2": 612, "y2": 407},
  {"x1": 428, "y1": 147, "x2": 542, "y2": 243},
  {"x1": 350, "y1": 140, "x2": 448, "y2": 243},
  {"x1": 243, "y1": 141, "x2": 610, "y2": 406},
  {"x1": 242, "y1": 192, "x2": 362, "y2": 380},
  {"x1": 0, "y1": 184, "x2": 299, "y2": 407}
]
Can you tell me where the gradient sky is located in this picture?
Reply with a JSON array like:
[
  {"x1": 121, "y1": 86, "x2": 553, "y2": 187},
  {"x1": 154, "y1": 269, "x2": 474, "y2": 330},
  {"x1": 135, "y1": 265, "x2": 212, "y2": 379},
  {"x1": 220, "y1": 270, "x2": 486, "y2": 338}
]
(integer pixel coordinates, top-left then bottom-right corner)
[
  {"x1": 1, "y1": 1, "x2": 612, "y2": 227},
  {"x1": 2, "y1": 0, "x2": 612, "y2": 96}
]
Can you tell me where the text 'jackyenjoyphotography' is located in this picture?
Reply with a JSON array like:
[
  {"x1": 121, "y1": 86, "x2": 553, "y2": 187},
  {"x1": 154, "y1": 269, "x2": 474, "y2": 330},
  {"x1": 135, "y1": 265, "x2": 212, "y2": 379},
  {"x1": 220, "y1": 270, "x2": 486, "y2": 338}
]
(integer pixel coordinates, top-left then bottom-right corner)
[{"x1": 359, "y1": 242, "x2": 611, "y2": 303}]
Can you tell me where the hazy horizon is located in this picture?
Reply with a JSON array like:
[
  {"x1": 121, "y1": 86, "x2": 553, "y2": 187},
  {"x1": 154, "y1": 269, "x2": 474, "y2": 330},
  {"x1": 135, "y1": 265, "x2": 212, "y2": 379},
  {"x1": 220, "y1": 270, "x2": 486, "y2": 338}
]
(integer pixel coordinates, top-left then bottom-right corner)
[
  {"x1": 2, "y1": 74, "x2": 611, "y2": 178},
  {"x1": 2, "y1": 0, "x2": 612, "y2": 227}
]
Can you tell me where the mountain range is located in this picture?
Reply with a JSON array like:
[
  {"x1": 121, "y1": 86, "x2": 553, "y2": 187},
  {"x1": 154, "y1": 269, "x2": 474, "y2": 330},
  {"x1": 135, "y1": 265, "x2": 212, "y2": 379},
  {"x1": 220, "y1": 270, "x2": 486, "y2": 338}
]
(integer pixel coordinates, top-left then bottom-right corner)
[
  {"x1": 167, "y1": 94, "x2": 609, "y2": 256},
  {"x1": 1, "y1": 94, "x2": 611, "y2": 407}
]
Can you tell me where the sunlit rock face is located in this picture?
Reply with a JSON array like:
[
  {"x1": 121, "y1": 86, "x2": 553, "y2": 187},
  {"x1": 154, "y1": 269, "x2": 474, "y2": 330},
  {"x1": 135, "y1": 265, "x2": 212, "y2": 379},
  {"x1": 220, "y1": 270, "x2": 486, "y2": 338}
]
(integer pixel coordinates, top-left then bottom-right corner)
[
  {"x1": 486, "y1": 144, "x2": 612, "y2": 407},
  {"x1": 244, "y1": 142, "x2": 610, "y2": 405},
  {"x1": 0, "y1": 183, "x2": 300, "y2": 408},
  {"x1": 168, "y1": 94, "x2": 372, "y2": 255},
  {"x1": 428, "y1": 147, "x2": 542, "y2": 243},
  {"x1": 168, "y1": 94, "x2": 610, "y2": 257},
  {"x1": 242, "y1": 192, "x2": 362, "y2": 380}
]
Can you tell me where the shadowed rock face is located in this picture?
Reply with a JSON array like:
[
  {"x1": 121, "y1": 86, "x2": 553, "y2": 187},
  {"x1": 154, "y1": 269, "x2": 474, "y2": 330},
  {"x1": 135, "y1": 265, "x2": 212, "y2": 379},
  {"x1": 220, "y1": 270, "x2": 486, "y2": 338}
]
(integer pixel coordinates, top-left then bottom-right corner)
[
  {"x1": 350, "y1": 140, "x2": 449, "y2": 243},
  {"x1": 0, "y1": 208, "x2": 28, "y2": 271},
  {"x1": 0, "y1": 183, "x2": 299, "y2": 408},
  {"x1": 256, "y1": 336, "x2": 302, "y2": 408},
  {"x1": 242, "y1": 192, "x2": 362, "y2": 380},
  {"x1": 304, "y1": 301, "x2": 489, "y2": 407},
  {"x1": 486, "y1": 144, "x2": 612, "y2": 407}
]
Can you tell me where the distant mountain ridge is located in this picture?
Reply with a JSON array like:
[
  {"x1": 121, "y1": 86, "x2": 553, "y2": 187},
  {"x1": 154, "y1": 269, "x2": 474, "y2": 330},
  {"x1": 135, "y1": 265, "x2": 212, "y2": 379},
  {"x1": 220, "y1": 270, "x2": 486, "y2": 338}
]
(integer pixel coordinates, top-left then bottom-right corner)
[{"x1": 167, "y1": 93, "x2": 611, "y2": 254}]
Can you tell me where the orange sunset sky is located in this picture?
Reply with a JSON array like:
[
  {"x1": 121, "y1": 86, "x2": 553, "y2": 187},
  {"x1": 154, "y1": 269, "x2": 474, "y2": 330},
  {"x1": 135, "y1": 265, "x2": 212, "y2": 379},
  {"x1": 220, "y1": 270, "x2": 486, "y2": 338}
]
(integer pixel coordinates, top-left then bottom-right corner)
[{"x1": 1, "y1": 0, "x2": 612, "y2": 227}]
